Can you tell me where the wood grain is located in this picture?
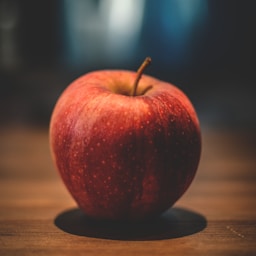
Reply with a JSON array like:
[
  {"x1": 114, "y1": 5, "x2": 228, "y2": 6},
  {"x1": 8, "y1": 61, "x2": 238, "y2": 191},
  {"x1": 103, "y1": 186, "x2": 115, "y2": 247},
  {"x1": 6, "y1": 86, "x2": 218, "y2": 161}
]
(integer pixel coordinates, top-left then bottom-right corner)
[{"x1": 0, "y1": 127, "x2": 256, "y2": 255}]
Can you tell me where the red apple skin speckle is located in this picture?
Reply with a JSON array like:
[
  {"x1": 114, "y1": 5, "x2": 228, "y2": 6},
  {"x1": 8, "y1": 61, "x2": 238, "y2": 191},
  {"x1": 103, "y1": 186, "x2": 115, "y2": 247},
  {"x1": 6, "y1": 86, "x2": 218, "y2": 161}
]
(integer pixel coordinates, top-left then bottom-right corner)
[{"x1": 50, "y1": 70, "x2": 201, "y2": 221}]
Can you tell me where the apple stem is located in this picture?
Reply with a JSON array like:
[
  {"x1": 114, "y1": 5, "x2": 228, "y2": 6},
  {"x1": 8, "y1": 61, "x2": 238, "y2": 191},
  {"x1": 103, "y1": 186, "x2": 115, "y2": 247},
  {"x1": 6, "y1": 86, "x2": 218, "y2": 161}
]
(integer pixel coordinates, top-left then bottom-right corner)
[{"x1": 131, "y1": 57, "x2": 152, "y2": 96}]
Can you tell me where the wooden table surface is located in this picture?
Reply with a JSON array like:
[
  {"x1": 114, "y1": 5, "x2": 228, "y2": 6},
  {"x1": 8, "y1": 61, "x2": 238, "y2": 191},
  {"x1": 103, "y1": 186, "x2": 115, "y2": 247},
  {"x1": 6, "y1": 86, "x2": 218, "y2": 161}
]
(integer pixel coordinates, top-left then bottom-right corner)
[{"x1": 0, "y1": 127, "x2": 255, "y2": 256}]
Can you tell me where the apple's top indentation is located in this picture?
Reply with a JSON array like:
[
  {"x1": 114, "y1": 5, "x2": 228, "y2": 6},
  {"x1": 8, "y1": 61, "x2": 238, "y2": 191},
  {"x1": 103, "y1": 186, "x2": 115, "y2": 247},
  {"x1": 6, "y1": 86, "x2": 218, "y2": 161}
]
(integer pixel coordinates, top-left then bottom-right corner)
[{"x1": 106, "y1": 57, "x2": 153, "y2": 97}]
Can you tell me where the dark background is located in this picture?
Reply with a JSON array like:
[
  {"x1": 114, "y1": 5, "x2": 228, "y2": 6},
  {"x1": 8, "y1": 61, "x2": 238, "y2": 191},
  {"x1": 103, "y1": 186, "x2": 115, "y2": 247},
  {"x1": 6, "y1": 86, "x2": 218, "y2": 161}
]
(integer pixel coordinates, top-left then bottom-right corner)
[{"x1": 0, "y1": 0, "x2": 255, "y2": 130}]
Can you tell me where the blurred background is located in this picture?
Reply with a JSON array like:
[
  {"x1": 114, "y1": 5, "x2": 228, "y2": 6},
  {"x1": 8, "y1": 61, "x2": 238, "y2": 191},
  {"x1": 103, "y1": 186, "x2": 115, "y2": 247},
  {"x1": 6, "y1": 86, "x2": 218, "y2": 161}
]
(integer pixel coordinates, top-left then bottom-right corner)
[{"x1": 0, "y1": 0, "x2": 255, "y2": 130}]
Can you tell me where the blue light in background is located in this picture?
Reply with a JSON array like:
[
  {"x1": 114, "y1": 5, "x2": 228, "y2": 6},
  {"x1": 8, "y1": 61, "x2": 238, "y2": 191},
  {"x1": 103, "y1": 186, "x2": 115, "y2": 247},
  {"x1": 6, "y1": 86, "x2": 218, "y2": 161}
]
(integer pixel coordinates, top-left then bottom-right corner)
[
  {"x1": 61, "y1": 0, "x2": 208, "y2": 70},
  {"x1": 102, "y1": 0, "x2": 145, "y2": 64},
  {"x1": 160, "y1": 0, "x2": 208, "y2": 65},
  {"x1": 62, "y1": 0, "x2": 145, "y2": 68}
]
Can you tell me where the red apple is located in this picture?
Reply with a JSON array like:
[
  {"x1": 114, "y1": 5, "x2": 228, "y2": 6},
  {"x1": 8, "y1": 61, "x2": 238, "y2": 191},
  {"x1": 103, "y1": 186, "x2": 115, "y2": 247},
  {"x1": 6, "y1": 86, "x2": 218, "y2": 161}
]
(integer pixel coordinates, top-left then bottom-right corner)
[{"x1": 49, "y1": 57, "x2": 201, "y2": 221}]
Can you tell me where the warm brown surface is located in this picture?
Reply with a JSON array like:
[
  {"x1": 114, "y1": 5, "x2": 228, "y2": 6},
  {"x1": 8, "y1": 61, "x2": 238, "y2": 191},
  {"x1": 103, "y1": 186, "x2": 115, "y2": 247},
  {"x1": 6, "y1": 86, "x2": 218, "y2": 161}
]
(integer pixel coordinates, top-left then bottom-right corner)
[{"x1": 0, "y1": 127, "x2": 256, "y2": 255}]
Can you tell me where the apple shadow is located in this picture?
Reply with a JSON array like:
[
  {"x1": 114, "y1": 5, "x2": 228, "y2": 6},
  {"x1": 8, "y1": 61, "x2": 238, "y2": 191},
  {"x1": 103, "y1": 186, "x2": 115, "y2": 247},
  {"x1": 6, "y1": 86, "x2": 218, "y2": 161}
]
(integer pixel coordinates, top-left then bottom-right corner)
[{"x1": 54, "y1": 207, "x2": 207, "y2": 241}]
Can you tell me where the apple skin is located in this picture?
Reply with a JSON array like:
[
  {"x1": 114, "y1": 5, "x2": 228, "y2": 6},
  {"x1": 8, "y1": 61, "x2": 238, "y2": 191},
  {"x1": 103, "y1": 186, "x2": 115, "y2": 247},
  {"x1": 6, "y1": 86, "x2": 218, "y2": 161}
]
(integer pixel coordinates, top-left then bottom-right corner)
[{"x1": 49, "y1": 70, "x2": 201, "y2": 221}]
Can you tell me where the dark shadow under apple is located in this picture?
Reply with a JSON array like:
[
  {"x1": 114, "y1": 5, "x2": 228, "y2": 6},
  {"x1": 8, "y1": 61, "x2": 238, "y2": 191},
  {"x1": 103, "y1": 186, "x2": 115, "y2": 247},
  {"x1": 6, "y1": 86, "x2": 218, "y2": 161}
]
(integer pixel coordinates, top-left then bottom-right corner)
[{"x1": 54, "y1": 207, "x2": 207, "y2": 241}]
